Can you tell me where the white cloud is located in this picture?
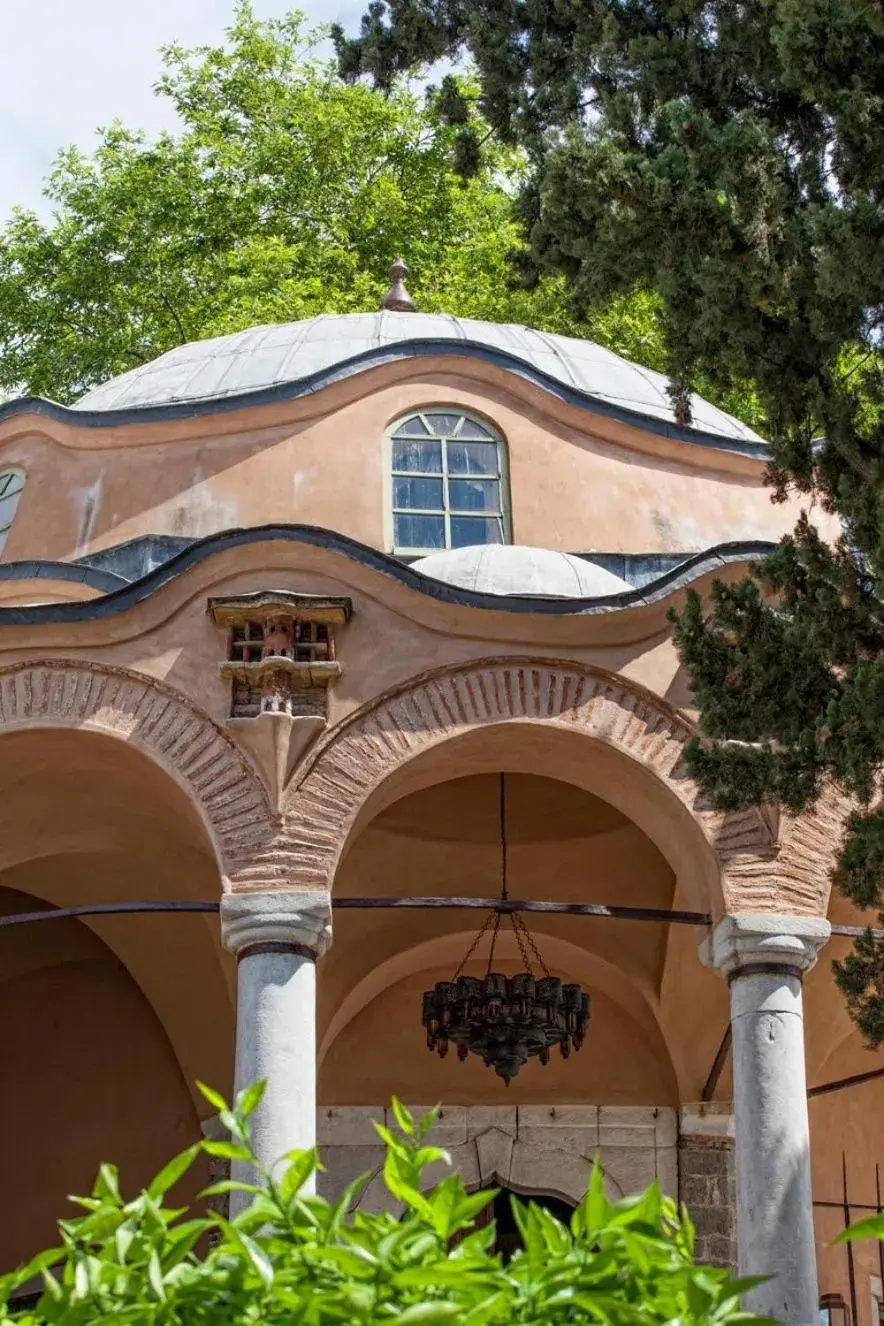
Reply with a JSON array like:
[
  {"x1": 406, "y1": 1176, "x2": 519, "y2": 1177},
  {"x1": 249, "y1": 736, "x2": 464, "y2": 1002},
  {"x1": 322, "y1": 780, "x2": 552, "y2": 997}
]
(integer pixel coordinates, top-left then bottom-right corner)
[{"x1": 0, "y1": 0, "x2": 367, "y2": 221}]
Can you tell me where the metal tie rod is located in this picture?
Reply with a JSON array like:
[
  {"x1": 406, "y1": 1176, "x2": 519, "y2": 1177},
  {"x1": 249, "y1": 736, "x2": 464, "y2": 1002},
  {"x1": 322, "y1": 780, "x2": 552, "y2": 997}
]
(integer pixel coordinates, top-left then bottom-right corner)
[{"x1": 0, "y1": 897, "x2": 712, "y2": 928}]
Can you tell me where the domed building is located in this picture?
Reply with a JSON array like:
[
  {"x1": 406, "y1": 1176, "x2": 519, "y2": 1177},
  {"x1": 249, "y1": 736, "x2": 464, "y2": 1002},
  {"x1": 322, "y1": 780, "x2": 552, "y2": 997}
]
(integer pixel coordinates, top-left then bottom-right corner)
[{"x1": 0, "y1": 266, "x2": 875, "y2": 1321}]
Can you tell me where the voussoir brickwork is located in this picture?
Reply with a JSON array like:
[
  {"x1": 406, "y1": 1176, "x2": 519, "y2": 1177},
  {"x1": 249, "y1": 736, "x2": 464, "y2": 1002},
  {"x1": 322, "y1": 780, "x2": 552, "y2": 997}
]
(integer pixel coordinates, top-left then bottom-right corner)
[
  {"x1": 0, "y1": 660, "x2": 284, "y2": 887},
  {"x1": 282, "y1": 659, "x2": 793, "y2": 913}
]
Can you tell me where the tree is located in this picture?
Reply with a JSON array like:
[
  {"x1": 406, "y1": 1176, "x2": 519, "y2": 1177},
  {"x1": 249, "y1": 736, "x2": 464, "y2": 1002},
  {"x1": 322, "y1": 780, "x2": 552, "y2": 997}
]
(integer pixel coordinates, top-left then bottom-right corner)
[
  {"x1": 335, "y1": 1, "x2": 884, "y2": 1042},
  {"x1": 0, "y1": 1082, "x2": 766, "y2": 1323},
  {"x1": 0, "y1": 5, "x2": 672, "y2": 406}
]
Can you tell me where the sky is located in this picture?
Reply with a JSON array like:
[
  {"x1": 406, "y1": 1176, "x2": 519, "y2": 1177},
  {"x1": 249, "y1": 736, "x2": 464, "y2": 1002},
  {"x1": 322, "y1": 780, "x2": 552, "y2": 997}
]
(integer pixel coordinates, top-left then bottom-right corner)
[{"x1": 0, "y1": 0, "x2": 367, "y2": 223}]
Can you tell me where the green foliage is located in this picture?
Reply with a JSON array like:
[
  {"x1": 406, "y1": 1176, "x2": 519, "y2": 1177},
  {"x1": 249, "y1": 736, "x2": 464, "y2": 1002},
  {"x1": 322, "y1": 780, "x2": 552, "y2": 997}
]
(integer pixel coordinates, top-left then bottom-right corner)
[
  {"x1": 0, "y1": 1084, "x2": 769, "y2": 1324},
  {"x1": 0, "y1": 4, "x2": 679, "y2": 407},
  {"x1": 336, "y1": 0, "x2": 884, "y2": 1041}
]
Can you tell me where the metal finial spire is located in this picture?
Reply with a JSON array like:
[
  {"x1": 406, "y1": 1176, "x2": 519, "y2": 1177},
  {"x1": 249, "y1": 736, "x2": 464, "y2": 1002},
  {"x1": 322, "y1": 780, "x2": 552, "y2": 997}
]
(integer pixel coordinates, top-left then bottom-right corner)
[{"x1": 381, "y1": 258, "x2": 416, "y2": 312}]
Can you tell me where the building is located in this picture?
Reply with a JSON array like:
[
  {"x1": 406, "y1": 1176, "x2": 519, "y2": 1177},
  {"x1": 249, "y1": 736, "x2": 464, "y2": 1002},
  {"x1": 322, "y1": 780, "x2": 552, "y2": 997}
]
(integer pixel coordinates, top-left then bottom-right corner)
[{"x1": 0, "y1": 267, "x2": 880, "y2": 1322}]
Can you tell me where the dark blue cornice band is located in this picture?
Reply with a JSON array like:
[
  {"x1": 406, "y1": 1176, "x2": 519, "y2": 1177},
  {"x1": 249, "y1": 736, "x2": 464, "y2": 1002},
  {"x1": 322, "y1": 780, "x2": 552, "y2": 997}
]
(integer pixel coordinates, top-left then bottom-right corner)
[
  {"x1": 0, "y1": 341, "x2": 768, "y2": 460},
  {"x1": 0, "y1": 560, "x2": 127, "y2": 594},
  {"x1": 0, "y1": 525, "x2": 775, "y2": 626}
]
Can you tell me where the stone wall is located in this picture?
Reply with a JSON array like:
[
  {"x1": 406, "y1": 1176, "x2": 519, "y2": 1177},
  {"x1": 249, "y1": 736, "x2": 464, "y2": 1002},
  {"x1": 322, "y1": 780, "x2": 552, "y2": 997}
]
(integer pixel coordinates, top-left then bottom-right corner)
[
  {"x1": 210, "y1": 1100, "x2": 735, "y2": 1261},
  {"x1": 317, "y1": 1104, "x2": 678, "y2": 1213},
  {"x1": 678, "y1": 1105, "x2": 737, "y2": 1269}
]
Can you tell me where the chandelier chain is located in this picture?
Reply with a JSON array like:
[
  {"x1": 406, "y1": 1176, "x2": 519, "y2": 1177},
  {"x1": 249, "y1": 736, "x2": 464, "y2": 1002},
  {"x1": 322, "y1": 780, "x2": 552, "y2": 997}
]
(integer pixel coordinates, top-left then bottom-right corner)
[
  {"x1": 422, "y1": 769, "x2": 591, "y2": 1082},
  {"x1": 511, "y1": 912, "x2": 551, "y2": 977},
  {"x1": 499, "y1": 772, "x2": 508, "y2": 900},
  {"x1": 453, "y1": 908, "x2": 497, "y2": 979}
]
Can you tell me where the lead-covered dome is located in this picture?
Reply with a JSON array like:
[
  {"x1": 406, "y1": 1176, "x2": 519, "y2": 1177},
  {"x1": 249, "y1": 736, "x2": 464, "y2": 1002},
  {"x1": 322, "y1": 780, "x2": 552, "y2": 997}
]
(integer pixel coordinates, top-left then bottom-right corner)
[
  {"x1": 412, "y1": 545, "x2": 633, "y2": 598},
  {"x1": 74, "y1": 312, "x2": 762, "y2": 445}
]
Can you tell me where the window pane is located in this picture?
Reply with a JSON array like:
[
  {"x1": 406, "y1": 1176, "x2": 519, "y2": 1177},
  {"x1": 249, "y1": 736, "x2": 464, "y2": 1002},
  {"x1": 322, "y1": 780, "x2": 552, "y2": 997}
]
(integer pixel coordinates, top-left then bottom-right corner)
[
  {"x1": 449, "y1": 478, "x2": 500, "y2": 513},
  {"x1": 393, "y1": 476, "x2": 444, "y2": 510},
  {"x1": 450, "y1": 516, "x2": 503, "y2": 548},
  {"x1": 395, "y1": 416, "x2": 431, "y2": 437},
  {"x1": 0, "y1": 493, "x2": 21, "y2": 530},
  {"x1": 0, "y1": 471, "x2": 22, "y2": 498},
  {"x1": 423, "y1": 412, "x2": 461, "y2": 437},
  {"x1": 395, "y1": 513, "x2": 445, "y2": 550},
  {"x1": 392, "y1": 438, "x2": 442, "y2": 473},
  {"x1": 458, "y1": 418, "x2": 495, "y2": 441},
  {"x1": 447, "y1": 442, "x2": 499, "y2": 477}
]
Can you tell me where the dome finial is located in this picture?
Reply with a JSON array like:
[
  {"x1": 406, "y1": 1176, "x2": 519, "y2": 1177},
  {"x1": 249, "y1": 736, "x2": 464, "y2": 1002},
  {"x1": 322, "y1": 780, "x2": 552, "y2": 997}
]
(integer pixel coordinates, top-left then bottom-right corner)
[{"x1": 381, "y1": 258, "x2": 416, "y2": 312}]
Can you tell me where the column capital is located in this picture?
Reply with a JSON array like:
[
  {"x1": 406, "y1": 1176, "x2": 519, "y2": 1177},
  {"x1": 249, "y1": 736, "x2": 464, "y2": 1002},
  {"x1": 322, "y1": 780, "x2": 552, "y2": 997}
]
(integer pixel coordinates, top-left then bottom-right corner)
[
  {"x1": 220, "y1": 889, "x2": 332, "y2": 959},
  {"x1": 701, "y1": 912, "x2": 830, "y2": 981}
]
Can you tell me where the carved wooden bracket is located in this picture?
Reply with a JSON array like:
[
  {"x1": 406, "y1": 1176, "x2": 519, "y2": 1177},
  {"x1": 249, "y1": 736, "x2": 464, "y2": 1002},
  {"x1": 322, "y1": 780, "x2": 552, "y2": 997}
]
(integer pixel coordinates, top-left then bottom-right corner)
[{"x1": 209, "y1": 591, "x2": 352, "y2": 719}]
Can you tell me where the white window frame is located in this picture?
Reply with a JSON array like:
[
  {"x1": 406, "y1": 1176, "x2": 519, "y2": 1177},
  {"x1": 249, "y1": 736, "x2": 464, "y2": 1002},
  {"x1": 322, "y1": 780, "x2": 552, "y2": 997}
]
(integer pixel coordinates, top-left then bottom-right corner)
[
  {"x1": 0, "y1": 467, "x2": 26, "y2": 555},
  {"x1": 385, "y1": 410, "x2": 511, "y2": 555}
]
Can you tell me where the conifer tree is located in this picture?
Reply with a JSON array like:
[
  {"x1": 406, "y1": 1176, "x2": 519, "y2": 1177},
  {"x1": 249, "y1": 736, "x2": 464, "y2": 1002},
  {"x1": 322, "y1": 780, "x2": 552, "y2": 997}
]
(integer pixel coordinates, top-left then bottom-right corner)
[{"x1": 336, "y1": 1, "x2": 884, "y2": 1041}]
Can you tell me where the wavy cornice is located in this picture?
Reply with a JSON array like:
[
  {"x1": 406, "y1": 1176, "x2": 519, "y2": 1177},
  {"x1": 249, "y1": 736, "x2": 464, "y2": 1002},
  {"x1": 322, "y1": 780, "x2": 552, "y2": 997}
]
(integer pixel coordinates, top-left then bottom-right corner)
[
  {"x1": 0, "y1": 341, "x2": 767, "y2": 459},
  {"x1": 0, "y1": 525, "x2": 774, "y2": 627},
  {"x1": 0, "y1": 559, "x2": 127, "y2": 594}
]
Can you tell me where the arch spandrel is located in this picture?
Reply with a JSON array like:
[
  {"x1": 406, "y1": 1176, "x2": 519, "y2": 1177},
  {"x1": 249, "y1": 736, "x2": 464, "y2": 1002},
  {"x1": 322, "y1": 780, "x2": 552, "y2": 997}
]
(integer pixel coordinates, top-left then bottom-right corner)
[
  {"x1": 282, "y1": 659, "x2": 783, "y2": 917},
  {"x1": 0, "y1": 660, "x2": 281, "y2": 889}
]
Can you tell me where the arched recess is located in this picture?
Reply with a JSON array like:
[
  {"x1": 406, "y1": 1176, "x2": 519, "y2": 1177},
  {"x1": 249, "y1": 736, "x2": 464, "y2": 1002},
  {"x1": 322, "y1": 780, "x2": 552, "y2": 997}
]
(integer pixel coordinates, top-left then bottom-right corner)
[
  {"x1": 355, "y1": 1119, "x2": 671, "y2": 1216},
  {"x1": 0, "y1": 727, "x2": 235, "y2": 1111},
  {"x1": 0, "y1": 660, "x2": 282, "y2": 889},
  {"x1": 0, "y1": 885, "x2": 210, "y2": 1269},
  {"x1": 284, "y1": 659, "x2": 777, "y2": 917},
  {"x1": 318, "y1": 929, "x2": 665, "y2": 1073},
  {"x1": 357, "y1": 1132, "x2": 596, "y2": 1216}
]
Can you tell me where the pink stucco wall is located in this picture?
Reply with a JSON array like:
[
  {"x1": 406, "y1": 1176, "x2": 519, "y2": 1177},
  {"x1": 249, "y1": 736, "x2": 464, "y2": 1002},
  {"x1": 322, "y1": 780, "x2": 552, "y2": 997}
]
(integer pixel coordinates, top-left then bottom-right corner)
[{"x1": 0, "y1": 358, "x2": 836, "y2": 564}]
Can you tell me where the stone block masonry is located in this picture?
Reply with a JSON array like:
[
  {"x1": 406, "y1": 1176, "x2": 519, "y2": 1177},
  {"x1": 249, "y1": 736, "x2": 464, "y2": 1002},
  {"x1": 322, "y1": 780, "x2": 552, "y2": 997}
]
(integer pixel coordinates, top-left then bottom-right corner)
[{"x1": 678, "y1": 1106, "x2": 737, "y2": 1270}]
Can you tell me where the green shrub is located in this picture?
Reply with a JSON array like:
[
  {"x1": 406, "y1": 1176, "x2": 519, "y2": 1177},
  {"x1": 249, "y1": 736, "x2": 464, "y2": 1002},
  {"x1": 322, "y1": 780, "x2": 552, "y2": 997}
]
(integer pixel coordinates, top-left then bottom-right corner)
[{"x1": 0, "y1": 1085, "x2": 770, "y2": 1324}]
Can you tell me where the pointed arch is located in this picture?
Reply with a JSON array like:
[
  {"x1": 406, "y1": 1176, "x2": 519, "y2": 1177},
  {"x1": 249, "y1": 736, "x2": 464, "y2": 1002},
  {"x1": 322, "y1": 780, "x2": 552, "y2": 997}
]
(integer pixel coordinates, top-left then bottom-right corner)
[
  {"x1": 283, "y1": 658, "x2": 779, "y2": 916},
  {"x1": 0, "y1": 660, "x2": 281, "y2": 888}
]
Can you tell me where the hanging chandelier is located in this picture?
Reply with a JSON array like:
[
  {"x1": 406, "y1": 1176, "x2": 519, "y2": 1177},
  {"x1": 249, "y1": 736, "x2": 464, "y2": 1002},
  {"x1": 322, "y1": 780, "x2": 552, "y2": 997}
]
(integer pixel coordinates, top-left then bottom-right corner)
[{"x1": 421, "y1": 774, "x2": 591, "y2": 1084}]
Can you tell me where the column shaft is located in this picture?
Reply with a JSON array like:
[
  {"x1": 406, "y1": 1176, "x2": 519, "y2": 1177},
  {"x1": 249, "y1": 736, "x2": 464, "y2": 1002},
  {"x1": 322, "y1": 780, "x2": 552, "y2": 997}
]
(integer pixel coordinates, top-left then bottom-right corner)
[
  {"x1": 220, "y1": 890, "x2": 332, "y2": 1215},
  {"x1": 232, "y1": 946, "x2": 318, "y2": 1195},
  {"x1": 730, "y1": 969, "x2": 816, "y2": 1321},
  {"x1": 705, "y1": 913, "x2": 829, "y2": 1326}
]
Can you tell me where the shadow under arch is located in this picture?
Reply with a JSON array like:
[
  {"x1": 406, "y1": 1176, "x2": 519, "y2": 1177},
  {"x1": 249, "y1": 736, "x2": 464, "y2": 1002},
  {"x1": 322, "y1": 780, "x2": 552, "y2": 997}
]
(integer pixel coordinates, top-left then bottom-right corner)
[
  {"x1": 285, "y1": 659, "x2": 774, "y2": 917},
  {"x1": 0, "y1": 725, "x2": 234, "y2": 1111},
  {"x1": 0, "y1": 881, "x2": 211, "y2": 1269}
]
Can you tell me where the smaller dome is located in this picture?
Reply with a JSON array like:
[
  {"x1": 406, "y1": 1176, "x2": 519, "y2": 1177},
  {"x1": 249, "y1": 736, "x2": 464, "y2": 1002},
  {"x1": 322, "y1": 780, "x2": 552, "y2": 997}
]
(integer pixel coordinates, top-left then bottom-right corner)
[{"x1": 411, "y1": 545, "x2": 632, "y2": 598}]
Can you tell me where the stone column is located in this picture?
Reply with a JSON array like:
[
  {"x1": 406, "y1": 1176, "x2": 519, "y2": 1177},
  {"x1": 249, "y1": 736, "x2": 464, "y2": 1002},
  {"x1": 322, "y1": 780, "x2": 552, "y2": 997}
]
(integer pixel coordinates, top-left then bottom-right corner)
[
  {"x1": 704, "y1": 914, "x2": 829, "y2": 1325},
  {"x1": 220, "y1": 890, "x2": 332, "y2": 1209}
]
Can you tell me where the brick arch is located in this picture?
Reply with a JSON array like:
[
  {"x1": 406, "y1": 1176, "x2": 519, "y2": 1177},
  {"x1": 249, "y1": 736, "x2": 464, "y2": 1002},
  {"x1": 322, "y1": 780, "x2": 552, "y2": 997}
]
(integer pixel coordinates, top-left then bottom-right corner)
[
  {"x1": 283, "y1": 659, "x2": 779, "y2": 915},
  {"x1": 0, "y1": 660, "x2": 283, "y2": 889}
]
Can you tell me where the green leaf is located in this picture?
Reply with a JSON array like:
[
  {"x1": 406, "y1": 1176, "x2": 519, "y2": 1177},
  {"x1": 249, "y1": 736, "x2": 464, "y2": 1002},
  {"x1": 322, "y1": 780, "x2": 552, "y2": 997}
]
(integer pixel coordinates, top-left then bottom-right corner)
[
  {"x1": 147, "y1": 1248, "x2": 166, "y2": 1301},
  {"x1": 0, "y1": 1090, "x2": 775, "y2": 1322},
  {"x1": 199, "y1": 1179, "x2": 261, "y2": 1198},
  {"x1": 196, "y1": 1082, "x2": 229, "y2": 1113},
  {"x1": 391, "y1": 1098, "x2": 415, "y2": 1136},
  {"x1": 219, "y1": 1220, "x2": 274, "y2": 1289},
  {"x1": 93, "y1": 1163, "x2": 121, "y2": 1204},
  {"x1": 236, "y1": 1079, "x2": 266, "y2": 1118},
  {"x1": 278, "y1": 1147, "x2": 319, "y2": 1201},
  {"x1": 147, "y1": 1144, "x2": 201, "y2": 1199},
  {"x1": 395, "y1": 1304, "x2": 462, "y2": 1324},
  {"x1": 580, "y1": 1157, "x2": 607, "y2": 1238},
  {"x1": 202, "y1": 1140, "x2": 253, "y2": 1162},
  {"x1": 836, "y1": 1213, "x2": 884, "y2": 1242}
]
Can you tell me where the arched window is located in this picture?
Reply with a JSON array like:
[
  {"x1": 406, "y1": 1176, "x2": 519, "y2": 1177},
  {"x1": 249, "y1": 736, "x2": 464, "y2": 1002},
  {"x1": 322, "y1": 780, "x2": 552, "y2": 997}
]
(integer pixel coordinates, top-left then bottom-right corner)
[
  {"x1": 388, "y1": 411, "x2": 509, "y2": 555},
  {"x1": 0, "y1": 469, "x2": 25, "y2": 554}
]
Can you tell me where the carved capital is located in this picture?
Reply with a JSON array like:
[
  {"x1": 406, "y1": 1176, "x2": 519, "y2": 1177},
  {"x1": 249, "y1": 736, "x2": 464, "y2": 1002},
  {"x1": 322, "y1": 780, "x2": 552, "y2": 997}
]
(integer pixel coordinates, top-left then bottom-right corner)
[
  {"x1": 220, "y1": 889, "x2": 333, "y2": 958},
  {"x1": 701, "y1": 913, "x2": 830, "y2": 981}
]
